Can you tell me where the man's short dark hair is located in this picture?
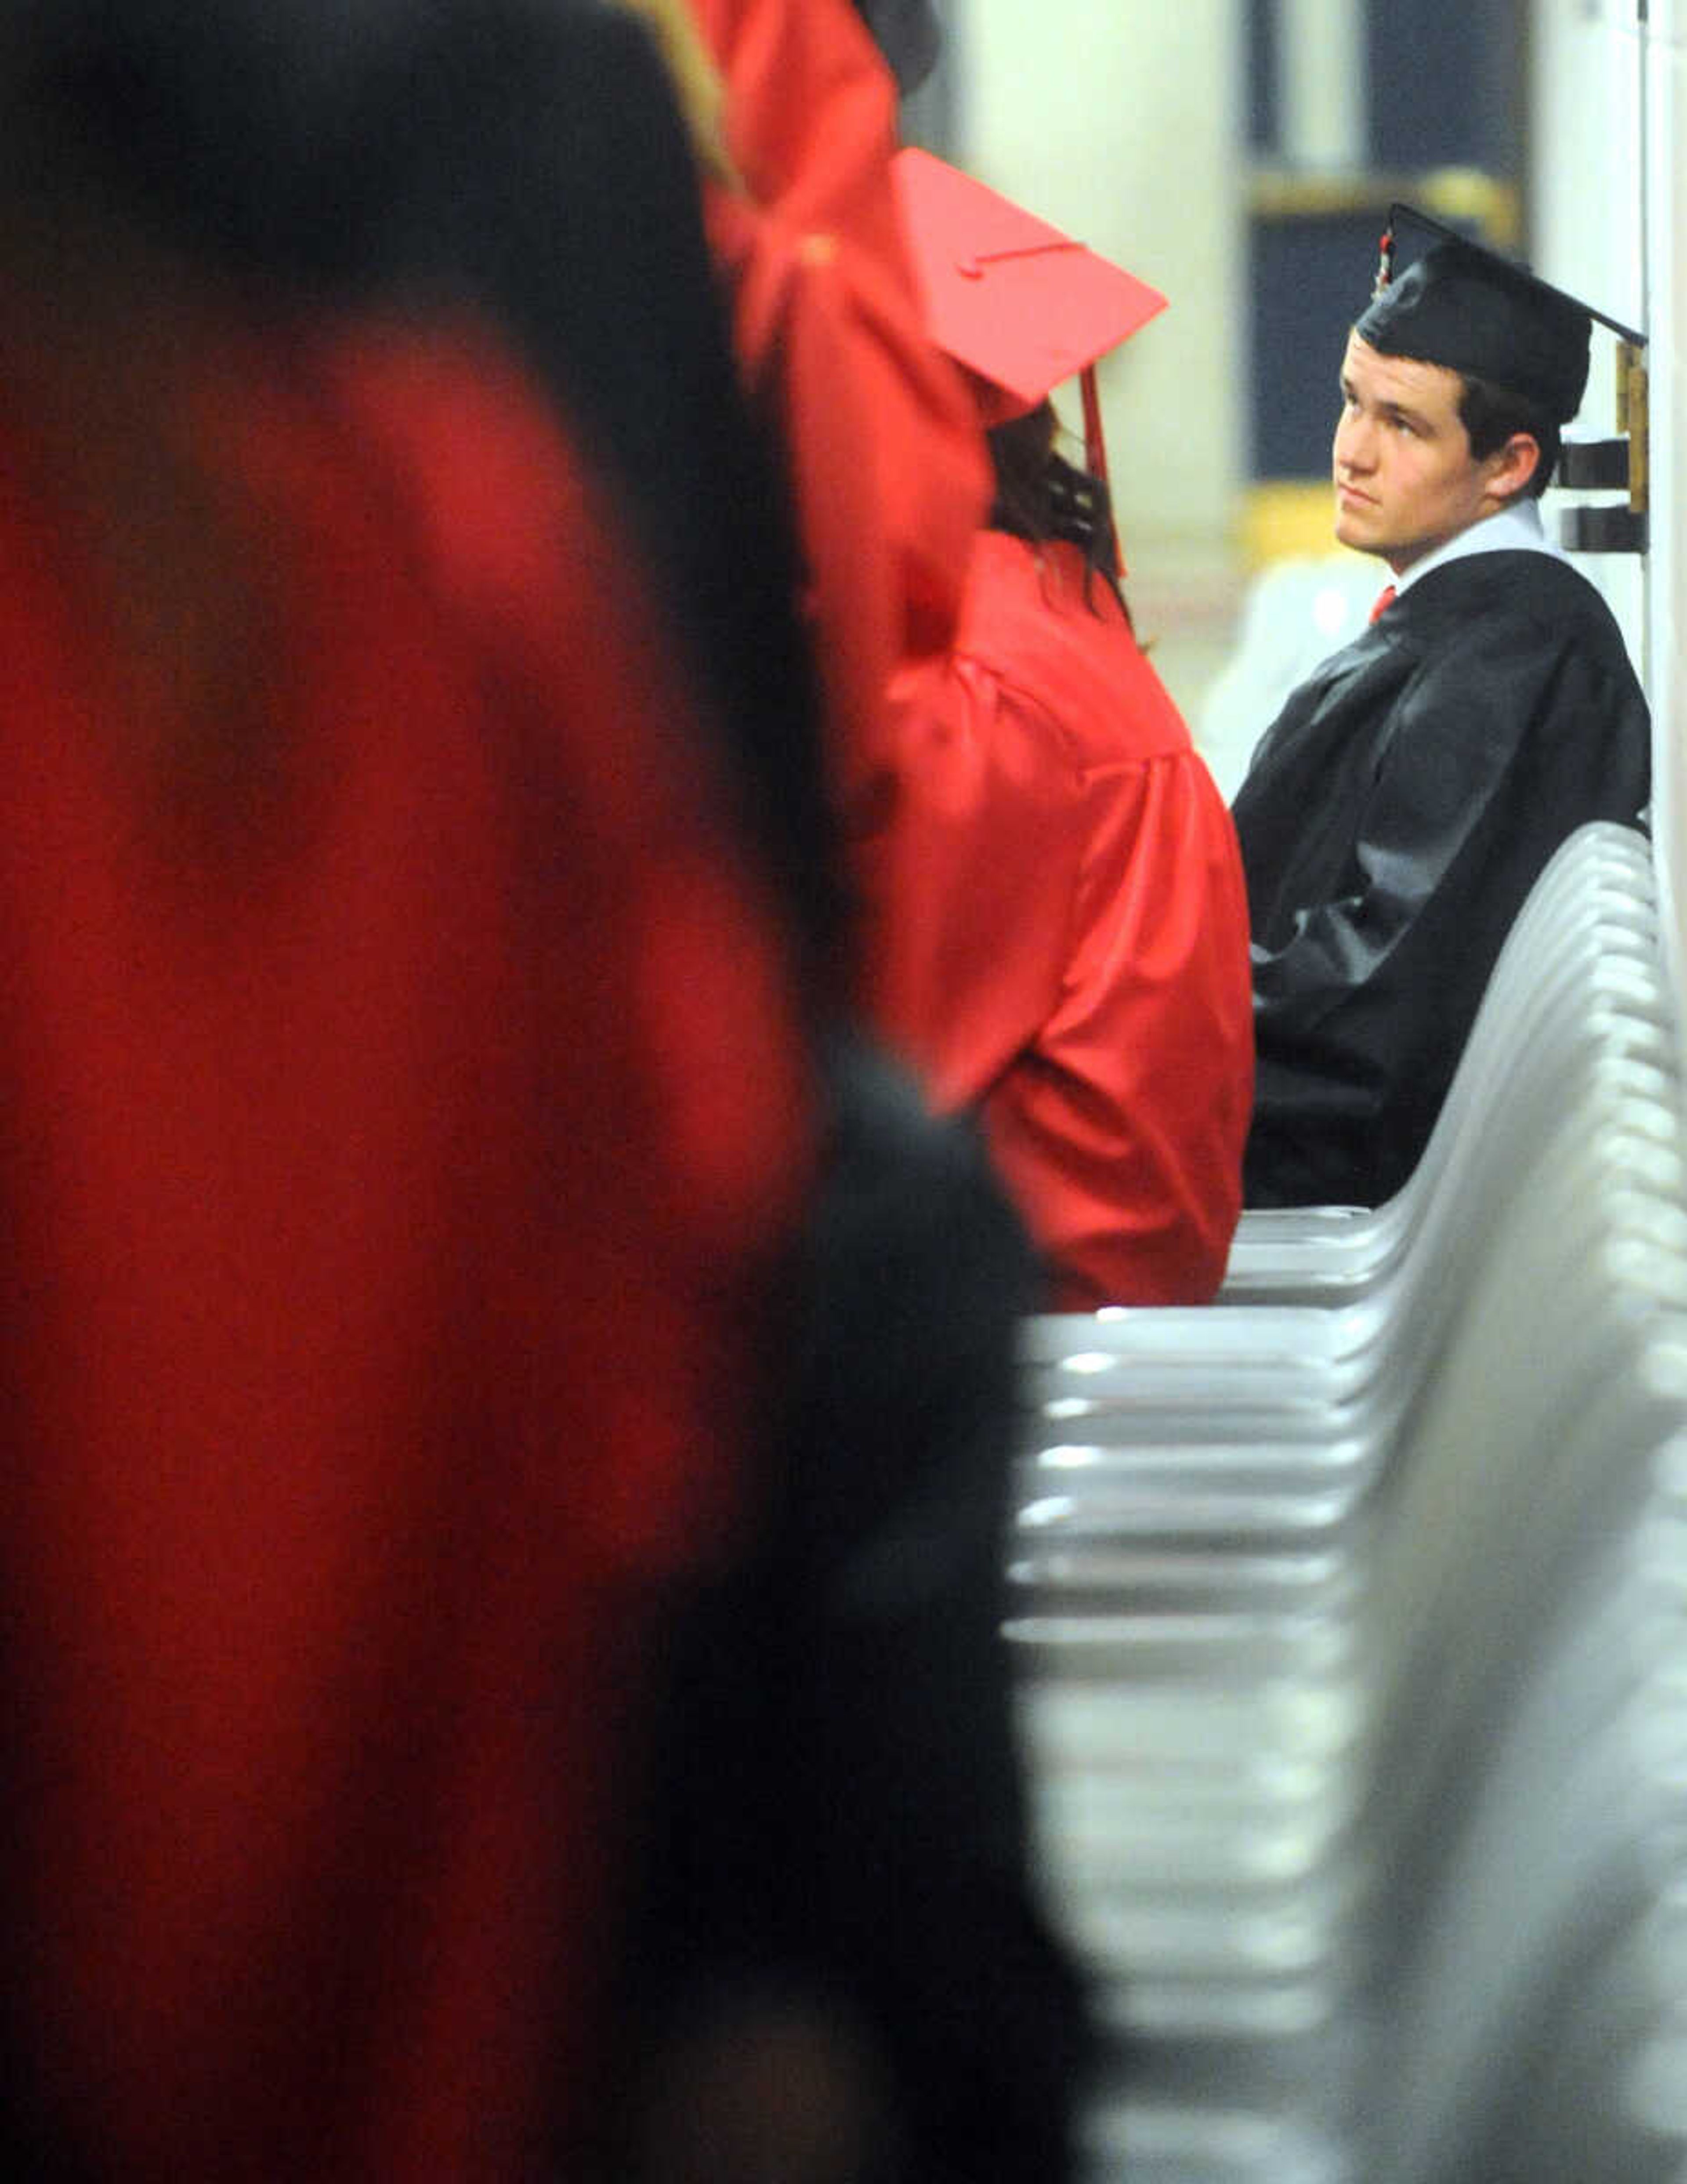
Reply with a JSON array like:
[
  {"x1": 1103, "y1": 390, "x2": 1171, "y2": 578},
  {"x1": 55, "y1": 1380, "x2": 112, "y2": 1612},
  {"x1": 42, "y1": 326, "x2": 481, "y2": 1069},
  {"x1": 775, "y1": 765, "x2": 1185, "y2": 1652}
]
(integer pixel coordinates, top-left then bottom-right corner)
[{"x1": 1457, "y1": 372, "x2": 1562, "y2": 501}]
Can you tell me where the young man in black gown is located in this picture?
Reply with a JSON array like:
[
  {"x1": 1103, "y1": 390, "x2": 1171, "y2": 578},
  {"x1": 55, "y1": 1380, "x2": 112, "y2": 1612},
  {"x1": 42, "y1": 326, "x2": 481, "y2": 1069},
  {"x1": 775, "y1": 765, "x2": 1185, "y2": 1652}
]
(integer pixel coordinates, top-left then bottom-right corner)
[{"x1": 1233, "y1": 211, "x2": 1651, "y2": 1209}]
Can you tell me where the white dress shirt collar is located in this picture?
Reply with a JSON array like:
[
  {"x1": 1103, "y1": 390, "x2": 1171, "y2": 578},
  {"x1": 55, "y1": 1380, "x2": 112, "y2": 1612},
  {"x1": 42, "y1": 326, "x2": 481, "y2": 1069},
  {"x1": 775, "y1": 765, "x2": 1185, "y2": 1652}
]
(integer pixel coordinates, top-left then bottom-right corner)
[{"x1": 1395, "y1": 498, "x2": 1569, "y2": 594}]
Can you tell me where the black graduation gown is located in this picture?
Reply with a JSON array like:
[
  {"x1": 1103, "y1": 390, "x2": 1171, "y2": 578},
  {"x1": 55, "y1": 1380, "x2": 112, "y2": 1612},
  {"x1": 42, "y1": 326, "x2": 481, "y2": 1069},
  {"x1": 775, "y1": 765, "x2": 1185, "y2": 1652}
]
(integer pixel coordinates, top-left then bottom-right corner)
[{"x1": 1232, "y1": 548, "x2": 1651, "y2": 1209}]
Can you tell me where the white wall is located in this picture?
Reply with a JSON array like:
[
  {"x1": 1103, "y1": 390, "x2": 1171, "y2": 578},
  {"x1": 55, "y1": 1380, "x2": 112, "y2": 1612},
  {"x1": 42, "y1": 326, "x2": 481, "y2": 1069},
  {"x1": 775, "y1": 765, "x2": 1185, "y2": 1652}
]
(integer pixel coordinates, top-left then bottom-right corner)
[
  {"x1": 1529, "y1": 0, "x2": 1651, "y2": 675},
  {"x1": 950, "y1": 1, "x2": 1245, "y2": 553},
  {"x1": 1533, "y1": 0, "x2": 1682, "y2": 1016},
  {"x1": 1646, "y1": 0, "x2": 1684, "y2": 1003}
]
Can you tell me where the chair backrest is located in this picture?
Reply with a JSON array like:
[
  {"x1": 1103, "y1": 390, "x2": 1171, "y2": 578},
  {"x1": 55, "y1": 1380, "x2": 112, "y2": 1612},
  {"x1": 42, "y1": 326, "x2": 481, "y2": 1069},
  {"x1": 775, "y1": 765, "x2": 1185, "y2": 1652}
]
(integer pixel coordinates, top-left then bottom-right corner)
[
  {"x1": 1016, "y1": 850, "x2": 1674, "y2": 1555},
  {"x1": 1221, "y1": 822, "x2": 1661, "y2": 1302},
  {"x1": 1011, "y1": 817, "x2": 1687, "y2": 2184},
  {"x1": 1358, "y1": 1071, "x2": 1687, "y2": 1866},
  {"x1": 1369, "y1": 1438, "x2": 1687, "y2": 2184}
]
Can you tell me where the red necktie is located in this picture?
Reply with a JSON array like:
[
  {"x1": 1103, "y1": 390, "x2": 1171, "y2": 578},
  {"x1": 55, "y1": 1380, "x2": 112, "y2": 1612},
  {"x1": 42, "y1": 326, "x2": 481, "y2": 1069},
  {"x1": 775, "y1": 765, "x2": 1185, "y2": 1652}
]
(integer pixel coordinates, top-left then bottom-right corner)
[{"x1": 1369, "y1": 584, "x2": 1397, "y2": 624}]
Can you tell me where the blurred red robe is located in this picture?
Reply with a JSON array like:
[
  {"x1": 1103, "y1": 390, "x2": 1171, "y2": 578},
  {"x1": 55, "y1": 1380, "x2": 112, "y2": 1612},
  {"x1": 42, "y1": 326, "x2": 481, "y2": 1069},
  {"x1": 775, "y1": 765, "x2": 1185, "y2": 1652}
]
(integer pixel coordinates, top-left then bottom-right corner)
[
  {"x1": 858, "y1": 534, "x2": 1254, "y2": 1308},
  {"x1": 691, "y1": 0, "x2": 991, "y2": 815},
  {"x1": 0, "y1": 282, "x2": 809, "y2": 2179}
]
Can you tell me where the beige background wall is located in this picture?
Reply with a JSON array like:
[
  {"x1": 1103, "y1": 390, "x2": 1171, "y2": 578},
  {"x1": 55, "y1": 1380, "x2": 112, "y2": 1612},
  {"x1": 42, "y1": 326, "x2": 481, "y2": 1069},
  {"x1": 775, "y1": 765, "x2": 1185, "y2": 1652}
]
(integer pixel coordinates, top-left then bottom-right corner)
[{"x1": 949, "y1": 1, "x2": 1246, "y2": 558}]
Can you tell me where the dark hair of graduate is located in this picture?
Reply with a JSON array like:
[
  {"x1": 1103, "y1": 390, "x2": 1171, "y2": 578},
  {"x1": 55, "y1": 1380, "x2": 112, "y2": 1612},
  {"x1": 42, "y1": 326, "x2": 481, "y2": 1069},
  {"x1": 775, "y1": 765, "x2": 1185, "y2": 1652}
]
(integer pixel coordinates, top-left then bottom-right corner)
[
  {"x1": 0, "y1": 0, "x2": 848, "y2": 998},
  {"x1": 985, "y1": 399, "x2": 1125, "y2": 613},
  {"x1": 1457, "y1": 372, "x2": 1562, "y2": 500}
]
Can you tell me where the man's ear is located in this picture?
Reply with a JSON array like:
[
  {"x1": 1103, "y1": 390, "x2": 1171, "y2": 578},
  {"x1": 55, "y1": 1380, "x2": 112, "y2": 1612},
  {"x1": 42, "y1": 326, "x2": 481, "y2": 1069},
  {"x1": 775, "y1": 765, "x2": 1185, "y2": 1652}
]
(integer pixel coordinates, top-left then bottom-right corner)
[{"x1": 1485, "y1": 430, "x2": 1543, "y2": 504}]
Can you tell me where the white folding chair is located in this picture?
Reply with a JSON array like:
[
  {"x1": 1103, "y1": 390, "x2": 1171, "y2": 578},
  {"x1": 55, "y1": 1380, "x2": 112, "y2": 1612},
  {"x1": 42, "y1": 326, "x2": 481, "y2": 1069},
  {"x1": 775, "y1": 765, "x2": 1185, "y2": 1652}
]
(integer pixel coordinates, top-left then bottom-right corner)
[
  {"x1": 1012, "y1": 819, "x2": 1687, "y2": 2184},
  {"x1": 1220, "y1": 822, "x2": 1659, "y2": 1303}
]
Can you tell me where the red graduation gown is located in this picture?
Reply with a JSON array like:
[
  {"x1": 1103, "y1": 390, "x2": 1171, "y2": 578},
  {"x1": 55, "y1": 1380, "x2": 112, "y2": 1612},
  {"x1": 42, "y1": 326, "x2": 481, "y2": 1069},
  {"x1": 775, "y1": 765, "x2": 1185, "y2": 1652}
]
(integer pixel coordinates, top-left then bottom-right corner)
[
  {"x1": 693, "y1": 0, "x2": 991, "y2": 808},
  {"x1": 858, "y1": 533, "x2": 1253, "y2": 1308},
  {"x1": 0, "y1": 294, "x2": 810, "y2": 2178}
]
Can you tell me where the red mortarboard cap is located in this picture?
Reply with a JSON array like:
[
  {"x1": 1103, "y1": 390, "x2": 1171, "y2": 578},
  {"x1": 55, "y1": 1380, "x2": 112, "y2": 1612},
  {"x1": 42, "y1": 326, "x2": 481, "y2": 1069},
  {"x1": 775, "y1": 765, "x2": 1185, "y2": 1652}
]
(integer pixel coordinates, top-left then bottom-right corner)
[{"x1": 890, "y1": 146, "x2": 1167, "y2": 423}]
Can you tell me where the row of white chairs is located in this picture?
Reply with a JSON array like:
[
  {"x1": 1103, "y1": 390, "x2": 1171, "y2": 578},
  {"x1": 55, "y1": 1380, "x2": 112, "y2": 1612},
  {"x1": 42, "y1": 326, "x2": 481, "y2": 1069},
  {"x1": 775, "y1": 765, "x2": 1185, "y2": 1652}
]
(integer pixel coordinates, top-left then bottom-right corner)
[{"x1": 1007, "y1": 824, "x2": 1687, "y2": 2182}]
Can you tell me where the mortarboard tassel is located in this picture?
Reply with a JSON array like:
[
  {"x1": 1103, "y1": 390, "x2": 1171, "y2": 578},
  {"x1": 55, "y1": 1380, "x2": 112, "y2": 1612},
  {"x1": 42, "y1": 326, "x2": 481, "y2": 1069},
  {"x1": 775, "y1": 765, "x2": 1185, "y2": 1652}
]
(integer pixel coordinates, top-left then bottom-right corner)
[{"x1": 1372, "y1": 216, "x2": 1395, "y2": 299}]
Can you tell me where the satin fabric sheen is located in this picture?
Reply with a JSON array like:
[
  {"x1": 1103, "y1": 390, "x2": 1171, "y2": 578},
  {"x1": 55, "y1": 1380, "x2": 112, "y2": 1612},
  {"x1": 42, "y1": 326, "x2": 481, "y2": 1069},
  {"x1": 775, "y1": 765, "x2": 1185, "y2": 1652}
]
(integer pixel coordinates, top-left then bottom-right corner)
[{"x1": 858, "y1": 532, "x2": 1254, "y2": 1308}]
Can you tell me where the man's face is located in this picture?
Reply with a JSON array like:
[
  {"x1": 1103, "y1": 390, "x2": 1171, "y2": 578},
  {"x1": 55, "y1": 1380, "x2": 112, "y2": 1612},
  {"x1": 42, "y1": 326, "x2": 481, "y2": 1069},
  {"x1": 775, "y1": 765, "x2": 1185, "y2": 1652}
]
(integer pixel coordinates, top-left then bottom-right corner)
[{"x1": 1331, "y1": 332, "x2": 1520, "y2": 573}]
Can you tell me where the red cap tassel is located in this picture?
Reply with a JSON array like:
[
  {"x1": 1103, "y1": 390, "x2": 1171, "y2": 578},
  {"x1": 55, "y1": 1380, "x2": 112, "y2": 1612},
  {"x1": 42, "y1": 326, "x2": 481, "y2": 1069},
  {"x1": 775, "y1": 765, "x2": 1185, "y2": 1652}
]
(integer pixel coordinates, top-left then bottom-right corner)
[{"x1": 1079, "y1": 364, "x2": 1125, "y2": 576}]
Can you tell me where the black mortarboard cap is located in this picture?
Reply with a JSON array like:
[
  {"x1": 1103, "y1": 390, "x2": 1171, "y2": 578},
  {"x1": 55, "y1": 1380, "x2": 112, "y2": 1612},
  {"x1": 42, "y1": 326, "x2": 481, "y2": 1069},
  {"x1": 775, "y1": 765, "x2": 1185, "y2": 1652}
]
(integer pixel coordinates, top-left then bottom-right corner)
[{"x1": 1356, "y1": 203, "x2": 1644, "y2": 426}]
